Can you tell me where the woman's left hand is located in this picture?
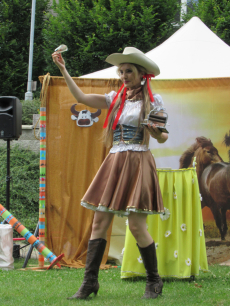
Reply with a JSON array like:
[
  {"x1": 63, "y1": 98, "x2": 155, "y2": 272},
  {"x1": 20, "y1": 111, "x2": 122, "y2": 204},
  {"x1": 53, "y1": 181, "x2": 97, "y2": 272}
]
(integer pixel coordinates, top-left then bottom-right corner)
[{"x1": 145, "y1": 123, "x2": 168, "y2": 143}]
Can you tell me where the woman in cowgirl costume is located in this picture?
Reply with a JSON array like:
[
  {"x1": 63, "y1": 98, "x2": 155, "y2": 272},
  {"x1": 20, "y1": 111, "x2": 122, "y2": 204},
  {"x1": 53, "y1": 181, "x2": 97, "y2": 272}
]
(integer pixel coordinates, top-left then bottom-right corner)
[{"x1": 52, "y1": 46, "x2": 168, "y2": 299}]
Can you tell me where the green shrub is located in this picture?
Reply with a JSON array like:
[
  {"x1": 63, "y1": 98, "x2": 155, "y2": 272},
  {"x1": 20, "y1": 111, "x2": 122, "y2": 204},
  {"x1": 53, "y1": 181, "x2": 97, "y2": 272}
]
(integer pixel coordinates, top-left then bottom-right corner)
[
  {"x1": 43, "y1": 0, "x2": 180, "y2": 77},
  {"x1": 0, "y1": 146, "x2": 40, "y2": 236},
  {"x1": 183, "y1": 0, "x2": 230, "y2": 46},
  {"x1": 21, "y1": 98, "x2": 40, "y2": 125}
]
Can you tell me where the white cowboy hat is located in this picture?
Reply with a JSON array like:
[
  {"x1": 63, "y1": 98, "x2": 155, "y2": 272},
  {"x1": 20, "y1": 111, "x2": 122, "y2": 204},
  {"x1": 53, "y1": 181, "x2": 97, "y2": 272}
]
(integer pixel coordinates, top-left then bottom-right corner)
[{"x1": 105, "y1": 47, "x2": 160, "y2": 76}]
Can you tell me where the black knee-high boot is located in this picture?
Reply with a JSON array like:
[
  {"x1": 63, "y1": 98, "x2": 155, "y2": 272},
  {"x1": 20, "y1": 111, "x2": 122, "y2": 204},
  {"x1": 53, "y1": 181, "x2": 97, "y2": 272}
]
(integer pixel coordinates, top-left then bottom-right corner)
[
  {"x1": 68, "y1": 238, "x2": 107, "y2": 299},
  {"x1": 137, "y1": 242, "x2": 163, "y2": 299}
]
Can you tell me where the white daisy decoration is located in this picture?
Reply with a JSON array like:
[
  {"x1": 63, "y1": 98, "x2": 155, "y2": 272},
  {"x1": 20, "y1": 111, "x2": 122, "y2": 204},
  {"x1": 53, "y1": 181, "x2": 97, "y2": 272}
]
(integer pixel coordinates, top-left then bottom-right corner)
[
  {"x1": 199, "y1": 193, "x2": 203, "y2": 201},
  {"x1": 185, "y1": 258, "x2": 191, "y2": 266},
  {"x1": 199, "y1": 229, "x2": 202, "y2": 237},
  {"x1": 173, "y1": 192, "x2": 177, "y2": 199},
  {"x1": 125, "y1": 219, "x2": 129, "y2": 226},
  {"x1": 165, "y1": 230, "x2": 171, "y2": 238},
  {"x1": 137, "y1": 256, "x2": 143, "y2": 264},
  {"x1": 181, "y1": 223, "x2": 187, "y2": 231},
  {"x1": 160, "y1": 208, "x2": 170, "y2": 221},
  {"x1": 155, "y1": 243, "x2": 159, "y2": 249},
  {"x1": 121, "y1": 248, "x2": 125, "y2": 255},
  {"x1": 174, "y1": 250, "x2": 178, "y2": 258},
  {"x1": 192, "y1": 157, "x2": 197, "y2": 168}
]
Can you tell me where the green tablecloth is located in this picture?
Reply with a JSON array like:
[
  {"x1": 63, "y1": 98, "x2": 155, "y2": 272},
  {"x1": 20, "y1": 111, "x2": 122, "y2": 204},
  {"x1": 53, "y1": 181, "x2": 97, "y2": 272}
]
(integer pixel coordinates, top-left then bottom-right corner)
[{"x1": 121, "y1": 168, "x2": 208, "y2": 279}]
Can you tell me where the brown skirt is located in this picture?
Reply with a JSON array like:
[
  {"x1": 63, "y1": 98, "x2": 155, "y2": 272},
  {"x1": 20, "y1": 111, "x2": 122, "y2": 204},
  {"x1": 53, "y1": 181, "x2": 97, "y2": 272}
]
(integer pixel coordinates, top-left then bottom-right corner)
[{"x1": 81, "y1": 150, "x2": 164, "y2": 216}]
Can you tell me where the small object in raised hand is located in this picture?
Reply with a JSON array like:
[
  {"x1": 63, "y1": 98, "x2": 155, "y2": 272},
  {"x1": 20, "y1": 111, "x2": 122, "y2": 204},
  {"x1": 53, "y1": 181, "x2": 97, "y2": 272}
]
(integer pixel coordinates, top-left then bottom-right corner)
[{"x1": 55, "y1": 44, "x2": 68, "y2": 53}]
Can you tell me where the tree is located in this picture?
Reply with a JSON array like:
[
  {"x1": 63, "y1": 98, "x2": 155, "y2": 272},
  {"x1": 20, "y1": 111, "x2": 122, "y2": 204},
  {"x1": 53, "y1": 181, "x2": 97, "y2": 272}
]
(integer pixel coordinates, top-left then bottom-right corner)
[
  {"x1": 0, "y1": 0, "x2": 49, "y2": 99},
  {"x1": 43, "y1": 0, "x2": 180, "y2": 77},
  {"x1": 183, "y1": 0, "x2": 230, "y2": 46}
]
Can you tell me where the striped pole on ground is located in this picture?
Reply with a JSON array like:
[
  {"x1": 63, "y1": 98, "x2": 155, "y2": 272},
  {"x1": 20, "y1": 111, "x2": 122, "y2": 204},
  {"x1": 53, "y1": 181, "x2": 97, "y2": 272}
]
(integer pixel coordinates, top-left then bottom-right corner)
[
  {"x1": 0, "y1": 204, "x2": 64, "y2": 269},
  {"x1": 39, "y1": 107, "x2": 46, "y2": 268}
]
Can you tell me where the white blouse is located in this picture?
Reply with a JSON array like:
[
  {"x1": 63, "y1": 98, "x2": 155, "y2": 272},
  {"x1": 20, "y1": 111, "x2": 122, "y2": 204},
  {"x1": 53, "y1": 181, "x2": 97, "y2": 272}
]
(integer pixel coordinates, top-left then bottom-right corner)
[{"x1": 105, "y1": 91, "x2": 165, "y2": 153}]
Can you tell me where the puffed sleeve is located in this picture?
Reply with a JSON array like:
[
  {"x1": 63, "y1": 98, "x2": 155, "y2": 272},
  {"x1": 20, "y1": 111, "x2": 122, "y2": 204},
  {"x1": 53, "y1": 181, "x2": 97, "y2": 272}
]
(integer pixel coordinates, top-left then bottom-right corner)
[
  {"x1": 151, "y1": 94, "x2": 166, "y2": 111},
  {"x1": 105, "y1": 91, "x2": 117, "y2": 108}
]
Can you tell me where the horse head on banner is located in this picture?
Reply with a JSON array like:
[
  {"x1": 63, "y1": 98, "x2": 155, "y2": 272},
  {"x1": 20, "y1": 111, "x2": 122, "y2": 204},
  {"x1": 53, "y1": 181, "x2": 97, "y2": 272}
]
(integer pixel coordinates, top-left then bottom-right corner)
[{"x1": 180, "y1": 136, "x2": 230, "y2": 240}]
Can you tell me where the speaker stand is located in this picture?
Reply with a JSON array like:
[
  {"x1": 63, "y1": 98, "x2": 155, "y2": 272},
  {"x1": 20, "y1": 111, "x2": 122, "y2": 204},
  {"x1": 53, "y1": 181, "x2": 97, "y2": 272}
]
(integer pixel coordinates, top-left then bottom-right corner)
[
  {"x1": 22, "y1": 221, "x2": 39, "y2": 268},
  {"x1": 6, "y1": 139, "x2": 11, "y2": 211},
  {"x1": 2, "y1": 139, "x2": 11, "y2": 225}
]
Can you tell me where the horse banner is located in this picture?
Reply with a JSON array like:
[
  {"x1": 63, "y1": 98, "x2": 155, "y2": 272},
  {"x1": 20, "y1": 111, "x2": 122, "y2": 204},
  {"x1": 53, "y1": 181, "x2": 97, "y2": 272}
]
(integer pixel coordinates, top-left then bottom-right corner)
[{"x1": 150, "y1": 78, "x2": 230, "y2": 241}]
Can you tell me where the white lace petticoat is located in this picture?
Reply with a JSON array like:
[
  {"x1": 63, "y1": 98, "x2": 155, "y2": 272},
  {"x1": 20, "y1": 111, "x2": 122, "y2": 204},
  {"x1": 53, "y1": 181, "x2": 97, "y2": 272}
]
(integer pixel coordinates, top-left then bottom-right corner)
[
  {"x1": 81, "y1": 201, "x2": 163, "y2": 217},
  {"x1": 109, "y1": 142, "x2": 149, "y2": 153}
]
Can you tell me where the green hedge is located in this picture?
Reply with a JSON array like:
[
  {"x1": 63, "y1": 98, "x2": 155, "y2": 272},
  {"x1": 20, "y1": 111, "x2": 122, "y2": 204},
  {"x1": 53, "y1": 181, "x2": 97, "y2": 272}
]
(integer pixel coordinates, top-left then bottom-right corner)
[
  {"x1": 21, "y1": 98, "x2": 40, "y2": 125},
  {"x1": 0, "y1": 146, "x2": 40, "y2": 237}
]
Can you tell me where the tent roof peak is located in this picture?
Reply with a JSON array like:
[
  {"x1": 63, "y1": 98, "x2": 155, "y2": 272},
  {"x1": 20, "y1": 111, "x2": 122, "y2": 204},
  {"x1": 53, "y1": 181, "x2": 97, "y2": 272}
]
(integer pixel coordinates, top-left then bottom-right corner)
[{"x1": 82, "y1": 17, "x2": 230, "y2": 80}]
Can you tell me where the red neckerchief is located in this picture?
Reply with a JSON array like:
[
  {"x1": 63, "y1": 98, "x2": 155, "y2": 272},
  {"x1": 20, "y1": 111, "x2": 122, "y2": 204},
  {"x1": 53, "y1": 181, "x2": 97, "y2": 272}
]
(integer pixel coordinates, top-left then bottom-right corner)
[{"x1": 126, "y1": 86, "x2": 143, "y2": 100}]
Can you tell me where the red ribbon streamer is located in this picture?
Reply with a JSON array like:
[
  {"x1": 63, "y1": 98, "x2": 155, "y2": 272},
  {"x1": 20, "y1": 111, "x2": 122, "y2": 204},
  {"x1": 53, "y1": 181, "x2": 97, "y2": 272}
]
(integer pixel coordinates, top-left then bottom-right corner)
[
  {"x1": 103, "y1": 84, "x2": 124, "y2": 129},
  {"x1": 143, "y1": 74, "x2": 155, "y2": 102},
  {"x1": 112, "y1": 87, "x2": 127, "y2": 130}
]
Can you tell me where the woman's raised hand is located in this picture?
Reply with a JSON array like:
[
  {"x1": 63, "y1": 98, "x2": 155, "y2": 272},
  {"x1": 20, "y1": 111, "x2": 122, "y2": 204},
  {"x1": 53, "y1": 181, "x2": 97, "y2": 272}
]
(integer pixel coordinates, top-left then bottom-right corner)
[{"x1": 52, "y1": 52, "x2": 66, "y2": 71}]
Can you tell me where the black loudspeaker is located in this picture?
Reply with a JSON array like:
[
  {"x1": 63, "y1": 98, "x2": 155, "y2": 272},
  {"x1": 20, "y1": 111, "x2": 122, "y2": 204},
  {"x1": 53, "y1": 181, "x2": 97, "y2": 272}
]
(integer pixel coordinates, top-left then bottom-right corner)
[{"x1": 0, "y1": 96, "x2": 22, "y2": 140}]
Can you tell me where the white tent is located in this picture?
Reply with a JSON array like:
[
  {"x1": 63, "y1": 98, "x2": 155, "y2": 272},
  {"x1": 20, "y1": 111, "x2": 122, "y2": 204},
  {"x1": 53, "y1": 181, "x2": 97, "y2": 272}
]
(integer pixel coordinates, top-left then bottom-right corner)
[{"x1": 81, "y1": 16, "x2": 230, "y2": 79}]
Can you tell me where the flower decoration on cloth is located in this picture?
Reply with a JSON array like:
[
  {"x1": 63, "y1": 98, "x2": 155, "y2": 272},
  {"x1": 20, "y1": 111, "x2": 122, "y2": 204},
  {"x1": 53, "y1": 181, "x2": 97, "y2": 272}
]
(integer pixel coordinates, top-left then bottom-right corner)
[
  {"x1": 185, "y1": 258, "x2": 191, "y2": 266},
  {"x1": 160, "y1": 207, "x2": 170, "y2": 221},
  {"x1": 137, "y1": 256, "x2": 143, "y2": 264},
  {"x1": 181, "y1": 224, "x2": 187, "y2": 232},
  {"x1": 174, "y1": 250, "x2": 178, "y2": 258},
  {"x1": 165, "y1": 230, "x2": 171, "y2": 238},
  {"x1": 193, "y1": 156, "x2": 197, "y2": 168},
  {"x1": 125, "y1": 219, "x2": 129, "y2": 226},
  {"x1": 199, "y1": 193, "x2": 203, "y2": 201},
  {"x1": 155, "y1": 243, "x2": 159, "y2": 250},
  {"x1": 121, "y1": 248, "x2": 125, "y2": 255},
  {"x1": 199, "y1": 229, "x2": 202, "y2": 237},
  {"x1": 173, "y1": 192, "x2": 177, "y2": 199}
]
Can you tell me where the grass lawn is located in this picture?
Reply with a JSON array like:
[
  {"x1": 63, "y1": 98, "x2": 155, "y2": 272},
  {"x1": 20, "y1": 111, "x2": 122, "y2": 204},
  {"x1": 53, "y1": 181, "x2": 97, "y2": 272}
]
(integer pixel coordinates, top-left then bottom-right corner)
[{"x1": 0, "y1": 258, "x2": 230, "y2": 306}]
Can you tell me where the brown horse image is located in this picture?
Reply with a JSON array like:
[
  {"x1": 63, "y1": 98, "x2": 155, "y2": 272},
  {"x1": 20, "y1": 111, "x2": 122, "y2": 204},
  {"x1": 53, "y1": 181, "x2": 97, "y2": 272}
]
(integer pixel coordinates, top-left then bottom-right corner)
[{"x1": 179, "y1": 137, "x2": 230, "y2": 240}]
